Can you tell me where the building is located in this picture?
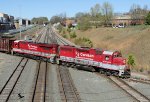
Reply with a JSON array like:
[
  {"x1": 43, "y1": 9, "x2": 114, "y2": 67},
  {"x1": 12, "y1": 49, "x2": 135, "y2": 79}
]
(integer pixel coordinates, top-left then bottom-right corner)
[
  {"x1": 0, "y1": 13, "x2": 9, "y2": 23},
  {"x1": 0, "y1": 12, "x2": 15, "y2": 31},
  {"x1": 0, "y1": 12, "x2": 31, "y2": 31},
  {"x1": 14, "y1": 18, "x2": 31, "y2": 29},
  {"x1": 9, "y1": 15, "x2": 14, "y2": 24},
  {"x1": 26, "y1": 19, "x2": 31, "y2": 26},
  {"x1": 112, "y1": 14, "x2": 145, "y2": 26},
  {"x1": 62, "y1": 19, "x2": 77, "y2": 27}
]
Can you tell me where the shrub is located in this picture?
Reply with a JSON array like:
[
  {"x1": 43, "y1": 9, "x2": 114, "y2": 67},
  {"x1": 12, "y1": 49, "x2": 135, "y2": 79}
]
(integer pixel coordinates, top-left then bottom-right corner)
[
  {"x1": 145, "y1": 12, "x2": 150, "y2": 25},
  {"x1": 74, "y1": 37, "x2": 93, "y2": 47},
  {"x1": 78, "y1": 21, "x2": 91, "y2": 31},
  {"x1": 62, "y1": 28, "x2": 66, "y2": 34},
  {"x1": 70, "y1": 31, "x2": 77, "y2": 39},
  {"x1": 127, "y1": 54, "x2": 135, "y2": 68},
  {"x1": 139, "y1": 68, "x2": 144, "y2": 72},
  {"x1": 67, "y1": 28, "x2": 71, "y2": 33},
  {"x1": 57, "y1": 24, "x2": 63, "y2": 33},
  {"x1": 62, "y1": 34, "x2": 67, "y2": 38}
]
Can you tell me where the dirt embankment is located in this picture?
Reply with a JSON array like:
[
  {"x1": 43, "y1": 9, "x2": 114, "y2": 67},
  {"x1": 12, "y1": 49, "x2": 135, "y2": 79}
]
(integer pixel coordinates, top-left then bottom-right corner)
[{"x1": 76, "y1": 26, "x2": 150, "y2": 72}]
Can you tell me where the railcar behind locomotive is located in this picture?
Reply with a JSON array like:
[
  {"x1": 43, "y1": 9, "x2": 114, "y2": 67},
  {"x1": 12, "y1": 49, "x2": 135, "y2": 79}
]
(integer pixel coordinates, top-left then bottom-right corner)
[
  {"x1": 0, "y1": 38, "x2": 130, "y2": 77},
  {"x1": 0, "y1": 38, "x2": 14, "y2": 53}
]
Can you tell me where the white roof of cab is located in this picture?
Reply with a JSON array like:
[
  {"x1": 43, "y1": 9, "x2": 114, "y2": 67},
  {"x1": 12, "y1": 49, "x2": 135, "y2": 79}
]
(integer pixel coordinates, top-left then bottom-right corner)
[
  {"x1": 14, "y1": 40, "x2": 24, "y2": 43},
  {"x1": 103, "y1": 51, "x2": 113, "y2": 55}
]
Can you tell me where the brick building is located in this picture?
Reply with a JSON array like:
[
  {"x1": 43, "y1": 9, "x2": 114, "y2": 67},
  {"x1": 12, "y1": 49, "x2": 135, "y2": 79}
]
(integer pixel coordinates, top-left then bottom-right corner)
[{"x1": 112, "y1": 15, "x2": 145, "y2": 26}]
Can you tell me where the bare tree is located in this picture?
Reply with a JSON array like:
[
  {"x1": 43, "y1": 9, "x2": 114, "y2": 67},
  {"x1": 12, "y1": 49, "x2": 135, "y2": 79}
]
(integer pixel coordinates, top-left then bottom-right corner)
[
  {"x1": 75, "y1": 12, "x2": 85, "y2": 18},
  {"x1": 102, "y1": 2, "x2": 113, "y2": 26},
  {"x1": 90, "y1": 3, "x2": 101, "y2": 17},
  {"x1": 130, "y1": 4, "x2": 149, "y2": 20}
]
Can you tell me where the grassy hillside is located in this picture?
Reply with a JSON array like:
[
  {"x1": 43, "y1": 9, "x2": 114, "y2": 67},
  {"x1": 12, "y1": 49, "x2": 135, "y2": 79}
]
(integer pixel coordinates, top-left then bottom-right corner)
[{"x1": 75, "y1": 25, "x2": 150, "y2": 72}]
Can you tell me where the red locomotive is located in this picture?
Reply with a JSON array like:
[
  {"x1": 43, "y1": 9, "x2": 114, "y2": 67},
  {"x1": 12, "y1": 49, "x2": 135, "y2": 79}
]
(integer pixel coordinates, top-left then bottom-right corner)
[
  {"x1": 0, "y1": 38, "x2": 130, "y2": 77},
  {"x1": 12, "y1": 40, "x2": 59, "y2": 62},
  {"x1": 58, "y1": 45, "x2": 130, "y2": 77}
]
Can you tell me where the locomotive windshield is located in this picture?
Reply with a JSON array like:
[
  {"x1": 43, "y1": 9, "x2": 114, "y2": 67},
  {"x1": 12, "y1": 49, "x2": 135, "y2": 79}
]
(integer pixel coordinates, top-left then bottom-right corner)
[{"x1": 113, "y1": 52, "x2": 122, "y2": 58}]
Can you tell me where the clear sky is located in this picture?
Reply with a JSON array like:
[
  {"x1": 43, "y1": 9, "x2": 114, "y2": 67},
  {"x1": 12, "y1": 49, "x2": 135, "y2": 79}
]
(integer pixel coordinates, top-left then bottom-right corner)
[{"x1": 0, "y1": 0, "x2": 149, "y2": 20}]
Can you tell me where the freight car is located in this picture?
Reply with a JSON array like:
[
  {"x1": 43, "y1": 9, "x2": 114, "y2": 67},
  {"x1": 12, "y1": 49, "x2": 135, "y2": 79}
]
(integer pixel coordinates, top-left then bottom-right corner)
[
  {"x1": 57, "y1": 45, "x2": 130, "y2": 77},
  {"x1": 0, "y1": 38, "x2": 14, "y2": 53}
]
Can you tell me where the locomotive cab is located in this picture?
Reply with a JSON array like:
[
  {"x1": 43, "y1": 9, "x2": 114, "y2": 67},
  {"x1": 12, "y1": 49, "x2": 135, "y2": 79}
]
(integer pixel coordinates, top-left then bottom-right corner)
[
  {"x1": 112, "y1": 51, "x2": 131, "y2": 77},
  {"x1": 101, "y1": 51, "x2": 130, "y2": 77},
  {"x1": 102, "y1": 51, "x2": 113, "y2": 64},
  {"x1": 13, "y1": 40, "x2": 20, "y2": 49}
]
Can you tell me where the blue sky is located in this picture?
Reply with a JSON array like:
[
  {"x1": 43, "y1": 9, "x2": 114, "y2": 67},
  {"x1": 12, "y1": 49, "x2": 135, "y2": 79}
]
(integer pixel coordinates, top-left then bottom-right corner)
[{"x1": 0, "y1": 0, "x2": 149, "y2": 20}]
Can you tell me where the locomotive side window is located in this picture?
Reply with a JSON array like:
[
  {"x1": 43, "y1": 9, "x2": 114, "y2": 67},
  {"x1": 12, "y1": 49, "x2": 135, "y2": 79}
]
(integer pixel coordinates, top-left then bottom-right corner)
[
  {"x1": 114, "y1": 53, "x2": 122, "y2": 58},
  {"x1": 105, "y1": 56, "x2": 109, "y2": 60},
  {"x1": 61, "y1": 47, "x2": 72, "y2": 52},
  {"x1": 21, "y1": 42, "x2": 26, "y2": 44},
  {"x1": 15, "y1": 43, "x2": 18, "y2": 46},
  {"x1": 96, "y1": 50, "x2": 102, "y2": 55},
  {"x1": 43, "y1": 47, "x2": 50, "y2": 50}
]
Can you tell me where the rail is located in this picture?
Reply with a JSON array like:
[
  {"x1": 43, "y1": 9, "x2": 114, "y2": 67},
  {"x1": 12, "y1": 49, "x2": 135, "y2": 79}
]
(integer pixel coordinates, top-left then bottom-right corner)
[
  {"x1": 31, "y1": 61, "x2": 48, "y2": 102},
  {"x1": 57, "y1": 65, "x2": 81, "y2": 102},
  {"x1": 0, "y1": 58, "x2": 28, "y2": 102},
  {"x1": 109, "y1": 76, "x2": 150, "y2": 102},
  {"x1": 127, "y1": 78, "x2": 150, "y2": 85}
]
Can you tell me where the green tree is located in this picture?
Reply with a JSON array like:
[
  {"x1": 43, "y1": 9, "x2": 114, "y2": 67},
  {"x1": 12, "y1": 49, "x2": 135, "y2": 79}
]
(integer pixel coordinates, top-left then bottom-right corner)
[
  {"x1": 127, "y1": 55, "x2": 135, "y2": 68},
  {"x1": 31, "y1": 17, "x2": 48, "y2": 25},
  {"x1": 145, "y1": 12, "x2": 150, "y2": 25},
  {"x1": 50, "y1": 16, "x2": 62, "y2": 24},
  {"x1": 50, "y1": 13, "x2": 66, "y2": 24}
]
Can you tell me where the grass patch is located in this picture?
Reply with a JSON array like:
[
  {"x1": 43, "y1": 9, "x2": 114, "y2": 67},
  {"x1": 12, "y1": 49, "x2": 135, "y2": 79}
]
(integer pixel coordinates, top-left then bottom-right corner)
[{"x1": 103, "y1": 35, "x2": 114, "y2": 40}]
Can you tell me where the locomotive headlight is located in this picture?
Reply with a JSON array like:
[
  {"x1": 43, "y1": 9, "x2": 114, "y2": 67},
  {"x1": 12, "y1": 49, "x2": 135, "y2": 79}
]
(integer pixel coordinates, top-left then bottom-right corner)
[
  {"x1": 123, "y1": 59, "x2": 126, "y2": 64},
  {"x1": 53, "y1": 48, "x2": 55, "y2": 53}
]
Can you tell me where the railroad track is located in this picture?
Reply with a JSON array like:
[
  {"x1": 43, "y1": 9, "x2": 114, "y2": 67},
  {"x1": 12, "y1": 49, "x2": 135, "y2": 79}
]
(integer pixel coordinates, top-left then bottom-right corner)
[
  {"x1": 95, "y1": 73, "x2": 150, "y2": 102},
  {"x1": 109, "y1": 76, "x2": 150, "y2": 102},
  {"x1": 0, "y1": 57, "x2": 28, "y2": 102},
  {"x1": 127, "y1": 78, "x2": 150, "y2": 85},
  {"x1": 50, "y1": 27, "x2": 76, "y2": 46},
  {"x1": 35, "y1": 27, "x2": 47, "y2": 43},
  {"x1": 30, "y1": 27, "x2": 49, "y2": 102},
  {"x1": 30, "y1": 61, "x2": 48, "y2": 102},
  {"x1": 47, "y1": 27, "x2": 58, "y2": 44},
  {"x1": 56, "y1": 65, "x2": 81, "y2": 102}
]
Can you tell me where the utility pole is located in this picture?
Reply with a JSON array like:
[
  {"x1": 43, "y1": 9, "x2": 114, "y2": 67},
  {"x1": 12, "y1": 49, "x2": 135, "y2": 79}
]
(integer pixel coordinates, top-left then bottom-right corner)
[
  {"x1": 19, "y1": 5, "x2": 22, "y2": 40},
  {"x1": 20, "y1": 25, "x2": 21, "y2": 40}
]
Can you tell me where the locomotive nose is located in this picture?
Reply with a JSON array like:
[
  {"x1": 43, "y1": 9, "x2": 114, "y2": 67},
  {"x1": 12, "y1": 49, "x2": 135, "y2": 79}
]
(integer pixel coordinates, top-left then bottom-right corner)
[{"x1": 124, "y1": 65, "x2": 131, "y2": 78}]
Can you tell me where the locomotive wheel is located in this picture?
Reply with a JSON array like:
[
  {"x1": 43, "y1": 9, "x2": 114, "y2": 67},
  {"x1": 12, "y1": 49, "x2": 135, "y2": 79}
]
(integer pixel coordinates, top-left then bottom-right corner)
[
  {"x1": 99, "y1": 70, "x2": 105, "y2": 74},
  {"x1": 95, "y1": 68, "x2": 100, "y2": 72},
  {"x1": 91, "y1": 67, "x2": 95, "y2": 72},
  {"x1": 11, "y1": 50, "x2": 14, "y2": 55},
  {"x1": 61, "y1": 62, "x2": 65, "y2": 66},
  {"x1": 106, "y1": 71, "x2": 111, "y2": 76},
  {"x1": 66, "y1": 63, "x2": 71, "y2": 67},
  {"x1": 71, "y1": 64, "x2": 75, "y2": 68}
]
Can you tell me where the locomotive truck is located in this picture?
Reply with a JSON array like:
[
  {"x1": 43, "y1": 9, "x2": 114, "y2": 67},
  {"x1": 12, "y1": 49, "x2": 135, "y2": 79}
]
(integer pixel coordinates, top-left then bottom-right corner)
[{"x1": 0, "y1": 38, "x2": 130, "y2": 77}]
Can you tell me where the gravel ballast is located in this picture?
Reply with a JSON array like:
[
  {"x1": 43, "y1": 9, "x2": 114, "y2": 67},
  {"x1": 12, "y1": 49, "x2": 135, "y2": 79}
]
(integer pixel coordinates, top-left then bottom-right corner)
[{"x1": 69, "y1": 68, "x2": 135, "y2": 102}]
